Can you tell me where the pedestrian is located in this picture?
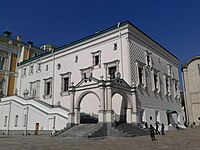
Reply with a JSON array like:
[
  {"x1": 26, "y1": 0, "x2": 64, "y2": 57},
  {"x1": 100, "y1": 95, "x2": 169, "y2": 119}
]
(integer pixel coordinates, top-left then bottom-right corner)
[
  {"x1": 145, "y1": 122, "x2": 148, "y2": 129},
  {"x1": 149, "y1": 124, "x2": 156, "y2": 141},
  {"x1": 155, "y1": 122, "x2": 160, "y2": 135},
  {"x1": 161, "y1": 123, "x2": 165, "y2": 135},
  {"x1": 51, "y1": 127, "x2": 56, "y2": 135}
]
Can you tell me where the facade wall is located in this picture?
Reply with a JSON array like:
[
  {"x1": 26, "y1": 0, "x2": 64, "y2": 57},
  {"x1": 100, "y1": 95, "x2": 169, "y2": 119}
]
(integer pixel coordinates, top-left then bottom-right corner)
[
  {"x1": 128, "y1": 33, "x2": 182, "y2": 126},
  {"x1": 0, "y1": 34, "x2": 45, "y2": 98},
  {"x1": 13, "y1": 22, "x2": 183, "y2": 129},
  {"x1": 182, "y1": 57, "x2": 200, "y2": 125},
  {"x1": 18, "y1": 30, "x2": 127, "y2": 109},
  {"x1": 0, "y1": 96, "x2": 68, "y2": 131}
]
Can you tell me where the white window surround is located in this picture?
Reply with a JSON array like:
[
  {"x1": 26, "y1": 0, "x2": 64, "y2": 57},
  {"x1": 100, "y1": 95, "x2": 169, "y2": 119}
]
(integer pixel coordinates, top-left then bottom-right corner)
[
  {"x1": 75, "y1": 55, "x2": 78, "y2": 63},
  {"x1": 46, "y1": 65, "x2": 49, "y2": 71},
  {"x1": 103, "y1": 59, "x2": 120, "y2": 80},
  {"x1": 60, "y1": 72, "x2": 71, "y2": 96},
  {"x1": 30, "y1": 80, "x2": 40, "y2": 100},
  {"x1": 113, "y1": 43, "x2": 118, "y2": 50},
  {"x1": 91, "y1": 50, "x2": 101, "y2": 68},
  {"x1": 43, "y1": 77, "x2": 52, "y2": 99},
  {"x1": 57, "y1": 63, "x2": 61, "y2": 70},
  {"x1": 22, "y1": 67, "x2": 27, "y2": 77},
  {"x1": 29, "y1": 64, "x2": 34, "y2": 75},
  {"x1": 145, "y1": 50, "x2": 153, "y2": 68},
  {"x1": 14, "y1": 115, "x2": 18, "y2": 127},
  {"x1": 167, "y1": 64, "x2": 172, "y2": 77},
  {"x1": 36, "y1": 61, "x2": 41, "y2": 73},
  {"x1": 4, "y1": 116, "x2": 7, "y2": 127},
  {"x1": 151, "y1": 68, "x2": 161, "y2": 93},
  {"x1": 198, "y1": 64, "x2": 200, "y2": 75},
  {"x1": 135, "y1": 61, "x2": 146, "y2": 88},
  {"x1": 80, "y1": 66, "x2": 93, "y2": 80},
  {"x1": 163, "y1": 74, "x2": 171, "y2": 96},
  {"x1": 173, "y1": 79, "x2": 180, "y2": 99}
]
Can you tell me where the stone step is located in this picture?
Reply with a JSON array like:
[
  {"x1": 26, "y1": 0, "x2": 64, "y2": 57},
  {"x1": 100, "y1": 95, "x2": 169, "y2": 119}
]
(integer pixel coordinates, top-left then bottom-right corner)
[
  {"x1": 113, "y1": 123, "x2": 149, "y2": 137},
  {"x1": 58, "y1": 124, "x2": 103, "y2": 138}
]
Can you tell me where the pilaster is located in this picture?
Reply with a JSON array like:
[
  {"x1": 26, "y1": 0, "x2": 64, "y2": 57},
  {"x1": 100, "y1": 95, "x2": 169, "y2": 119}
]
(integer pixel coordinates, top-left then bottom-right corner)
[
  {"x1": 68, "y1": 83, "x2": 75, "y2": 125},
  {"x1": 131, "y1": 83, "x2": 138, "y2": 124}
]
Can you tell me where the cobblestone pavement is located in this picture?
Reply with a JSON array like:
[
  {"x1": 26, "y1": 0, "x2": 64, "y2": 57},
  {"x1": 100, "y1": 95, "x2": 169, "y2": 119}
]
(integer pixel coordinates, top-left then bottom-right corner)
[{"x1": 0, "y1": 127, "x2": 200, "y2": 150}]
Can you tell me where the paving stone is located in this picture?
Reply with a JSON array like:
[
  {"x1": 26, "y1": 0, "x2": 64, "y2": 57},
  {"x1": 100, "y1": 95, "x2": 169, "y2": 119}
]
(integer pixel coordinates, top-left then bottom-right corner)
[{"x1": 0, "y1": 127, "x2": 199, "y2": 150}]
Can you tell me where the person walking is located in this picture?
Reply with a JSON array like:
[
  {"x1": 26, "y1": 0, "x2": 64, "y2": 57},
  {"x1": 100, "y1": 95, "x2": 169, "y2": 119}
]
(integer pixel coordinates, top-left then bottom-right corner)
[
  {"x1": 161, "y1": 123, "x2": 165, "y2": 135},
  {"x1": 155, "y1": 122, "x2": 160, "y2": 135},
  {"x1": 145, "y1": 122, "x2": 148, "y2": 129},
  {"x1": 149, "y1": 124, "x2": 156, "y2": 141},
  {"x1": 51, "y1": 127, "x2": 56, "y2": 135}
]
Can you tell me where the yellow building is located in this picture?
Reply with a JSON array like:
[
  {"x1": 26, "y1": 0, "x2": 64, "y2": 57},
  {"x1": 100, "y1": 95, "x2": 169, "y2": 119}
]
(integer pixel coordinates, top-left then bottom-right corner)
[{"x1": 0, "y1": 31, "x2": 45, "y2": 97}]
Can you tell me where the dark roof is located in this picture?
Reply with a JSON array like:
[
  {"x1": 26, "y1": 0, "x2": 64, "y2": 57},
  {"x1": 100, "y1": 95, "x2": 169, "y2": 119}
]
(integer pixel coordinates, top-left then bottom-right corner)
[{"x1": 19, "y1": 21, "x2": 179, "y2": 66}]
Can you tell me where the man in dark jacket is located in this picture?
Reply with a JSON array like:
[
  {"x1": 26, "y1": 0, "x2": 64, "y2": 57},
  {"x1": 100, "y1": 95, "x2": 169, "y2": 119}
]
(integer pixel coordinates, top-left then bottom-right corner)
[{"x1": 149, "y1": 124, "x2": 156, "y2": 141}]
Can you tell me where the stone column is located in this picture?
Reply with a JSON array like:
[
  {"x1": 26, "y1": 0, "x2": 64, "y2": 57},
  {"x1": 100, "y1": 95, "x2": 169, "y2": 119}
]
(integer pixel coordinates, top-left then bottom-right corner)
[
  {"x1": 75, "y1": 107, "x2": 80, "y2": 124},
  {"x1": 126, "y1": 107, "x2": 132, "y2": 123},
  {"x1": 4, "y1": 52, "x2": 11, "y2": 96},
  {"x1": 98, "y1": 78, "x2": 106, "y2": 123},
  {"x1": 68, "y1": 84, "x2": 75, "y2": 127},
  {"x1": 106, "y1": 80, "x2": 114, "y2": 123},
  {"x1": 131, "y1": 83, "x2": 138, "y2": 124},
  {"x1": 124, "y1": 37, "x2": 132, "y2": 85},
  {"x1": 182, "y1": 68, "x2": 193, "y2": 125}
]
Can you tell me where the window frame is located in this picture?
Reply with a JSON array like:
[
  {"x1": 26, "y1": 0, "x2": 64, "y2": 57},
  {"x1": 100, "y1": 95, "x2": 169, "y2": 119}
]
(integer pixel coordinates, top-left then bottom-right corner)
[
  {"x1": 14, "y1": 115, "x2": 18, "y2": 127},
  {"x1": 151, "y1": 68, "x2": 161, "y2": 93},
  {"x1": 167, "y1": 64, "x2": 172, "y2": 77},
  {"x1": 136, "y1": 61, "x2": 146, "y2": 88},
  {"x1": 30, "y1": 80, "x2": 40, "y2": 100},
  {"x1": 60, "y1": 72, "x2": 71, "y2": 96},
  {"x1": 108, "y1": 66, "x2": 117, "y2": 79},
  {"x1": 163, "y1": 74, "x2": 171, "y2": 96},
  {"x1": 46, "y1": 65, "x2": 49, "y2": 71},
  {"x1": 4, "y1": 116, "x2": 7, "y2": 127},
  {"x1": 173, "y1": 79, "x2": 180, "y2": 99},
  {"x1": 22, "y1": 67, "x2": 27, "y2": 77},
  {"x1": 103, "y1": 60, "x2": 120, "y2": 80},
  {"x1": 145, "y1": 50, "x2": 153, "y2": 68},
  {"x1": 75, "y1": 55, "x2": 78, "y2": 63},
  {"x1": 91, "y1": 50, "x2": 101, "y2": 68},
  {"x1": 80, "y1": 66, "x2": 93, "y2": 80},
  {"x1": 36, "y1": 61, "x2": 41, "y2": 73},
  {"x1": 29, "y1": 64, "x2": 34, "y2": 75},
  {"x1": 43, "y1": 77, "x2": 52, "y2": 99},
  {"x1": 113, "y1": 43, "x2": 118, "y2": 50}
]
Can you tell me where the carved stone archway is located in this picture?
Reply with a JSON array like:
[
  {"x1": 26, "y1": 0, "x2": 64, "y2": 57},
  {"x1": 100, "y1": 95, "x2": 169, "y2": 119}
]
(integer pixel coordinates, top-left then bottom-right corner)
[
  {"x1": 74, "y1": 90, "x2": 101, "y2": 124},
  {"x1": 112, "y1": 90, "x2": 132, "y2": 124},
  {"x1": 67, "y1": 76, "x2": 138, "y2": 127}
]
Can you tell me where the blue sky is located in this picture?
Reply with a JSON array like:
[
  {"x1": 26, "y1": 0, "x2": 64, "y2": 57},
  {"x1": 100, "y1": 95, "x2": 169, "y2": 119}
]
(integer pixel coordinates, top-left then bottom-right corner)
[{"x1": 0, "y1": 0, "x2": 200, "y2": 87}]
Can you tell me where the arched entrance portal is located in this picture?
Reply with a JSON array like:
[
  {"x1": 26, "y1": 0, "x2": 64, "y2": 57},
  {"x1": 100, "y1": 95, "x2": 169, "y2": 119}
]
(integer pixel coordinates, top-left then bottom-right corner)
[
  {"x1": 75, "y1": 91, "x2": 100, "y2": 124},
  {"x1": 112, "y1": 91, "x2": 130, "y2": 124},
  {"x1": 67, "y1": 77, "x2": 138, "y2": 127}
]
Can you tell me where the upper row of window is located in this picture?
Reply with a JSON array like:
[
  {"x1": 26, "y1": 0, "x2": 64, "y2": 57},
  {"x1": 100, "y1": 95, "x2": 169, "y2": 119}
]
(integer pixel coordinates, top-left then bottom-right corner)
[{"x1": 136, "y1": 60, "x2": 179, "y2": 99}]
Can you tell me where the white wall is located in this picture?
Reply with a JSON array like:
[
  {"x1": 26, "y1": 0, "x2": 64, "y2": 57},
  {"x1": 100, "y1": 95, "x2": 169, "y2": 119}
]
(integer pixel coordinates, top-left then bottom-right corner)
[
  {"x1": 0, "y1": 96, "x2": 68, "y2": 131},
  {"x1": 14, "y1": 23, "x2": 183, "y2": 128}
]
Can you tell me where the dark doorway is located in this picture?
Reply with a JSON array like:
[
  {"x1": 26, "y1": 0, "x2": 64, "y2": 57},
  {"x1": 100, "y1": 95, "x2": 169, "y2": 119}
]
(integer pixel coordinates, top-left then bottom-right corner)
[{"x1": 80, "y1": 112, "x2": 98, "y2": 124}]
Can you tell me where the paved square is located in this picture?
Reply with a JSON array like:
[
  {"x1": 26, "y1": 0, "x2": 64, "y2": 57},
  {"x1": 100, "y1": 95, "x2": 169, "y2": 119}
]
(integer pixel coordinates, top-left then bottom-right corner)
[{"x1": 0, "y1": 127, "x2": 199, "y2": 150}]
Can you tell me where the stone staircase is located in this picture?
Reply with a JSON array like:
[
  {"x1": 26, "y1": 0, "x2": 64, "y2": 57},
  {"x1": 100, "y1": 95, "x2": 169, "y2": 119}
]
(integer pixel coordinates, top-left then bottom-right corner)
[
  {"x1": 55, "y1": 123, "x2": 149, "y2": 138},
  {"x1": 57, "y1": 124, "x2": 105, "y2": 138},
  {"x1": 110, "y1": 123, "x2": 149, "y2": 137},
  {"x1": 51, "y1": 126, "x2": 72, "y2": 137}
]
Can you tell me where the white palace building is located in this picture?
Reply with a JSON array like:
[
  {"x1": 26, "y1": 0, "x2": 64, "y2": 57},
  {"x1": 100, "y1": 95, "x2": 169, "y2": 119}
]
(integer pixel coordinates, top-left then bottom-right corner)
[{"x1": 0, "y1": 21, "x2": 184, "y2": 135}]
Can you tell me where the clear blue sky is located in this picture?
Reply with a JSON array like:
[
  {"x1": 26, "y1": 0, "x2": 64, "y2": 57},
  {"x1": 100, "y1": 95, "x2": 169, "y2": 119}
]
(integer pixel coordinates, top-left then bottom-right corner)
[{"x1": 0, "y1": 0, "x2": 200, "y2": 88}]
